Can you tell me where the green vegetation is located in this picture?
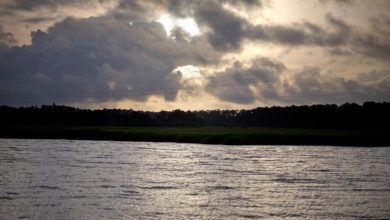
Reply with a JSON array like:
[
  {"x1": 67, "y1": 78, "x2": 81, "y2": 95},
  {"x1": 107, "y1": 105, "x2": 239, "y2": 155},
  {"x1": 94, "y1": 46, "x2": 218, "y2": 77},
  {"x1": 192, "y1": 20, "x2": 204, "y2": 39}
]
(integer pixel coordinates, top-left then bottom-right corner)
[
  {"x1": 1, "y1": 102, "x2": 389, "y2": 146},
  {"x1": 1, "y1": 126, "x2": 389, "y2": 146}
]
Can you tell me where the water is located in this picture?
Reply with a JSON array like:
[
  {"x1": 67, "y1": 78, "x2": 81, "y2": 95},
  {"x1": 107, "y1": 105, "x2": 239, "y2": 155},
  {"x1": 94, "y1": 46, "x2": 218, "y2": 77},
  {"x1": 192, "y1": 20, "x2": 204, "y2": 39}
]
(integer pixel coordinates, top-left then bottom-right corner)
[{"x1": 0, "y1": 139, "x2": 389, "y2": 219}]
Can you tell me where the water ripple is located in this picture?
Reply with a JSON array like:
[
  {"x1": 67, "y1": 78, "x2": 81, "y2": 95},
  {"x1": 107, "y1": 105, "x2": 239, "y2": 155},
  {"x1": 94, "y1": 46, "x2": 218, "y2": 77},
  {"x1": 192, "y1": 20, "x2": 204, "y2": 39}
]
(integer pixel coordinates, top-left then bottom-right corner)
[{"x1": 0, "y1": 139, "x2": 389, "y2": 219}]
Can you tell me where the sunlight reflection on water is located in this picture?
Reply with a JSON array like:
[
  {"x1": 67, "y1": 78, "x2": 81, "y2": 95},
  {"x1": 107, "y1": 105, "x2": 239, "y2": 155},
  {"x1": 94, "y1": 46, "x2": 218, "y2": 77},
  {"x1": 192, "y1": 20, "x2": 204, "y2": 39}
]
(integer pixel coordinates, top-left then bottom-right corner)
[{"x1": 1, "y1": 139, "x2": 389, "y2": 219}]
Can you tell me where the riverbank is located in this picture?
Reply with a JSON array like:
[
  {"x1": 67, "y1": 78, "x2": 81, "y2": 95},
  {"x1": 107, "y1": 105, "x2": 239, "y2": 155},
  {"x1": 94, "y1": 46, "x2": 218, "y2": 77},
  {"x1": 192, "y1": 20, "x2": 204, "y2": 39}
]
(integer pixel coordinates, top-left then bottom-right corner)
[{"x1": 1, "y1": 126, "x2": 389, "y2": 146}]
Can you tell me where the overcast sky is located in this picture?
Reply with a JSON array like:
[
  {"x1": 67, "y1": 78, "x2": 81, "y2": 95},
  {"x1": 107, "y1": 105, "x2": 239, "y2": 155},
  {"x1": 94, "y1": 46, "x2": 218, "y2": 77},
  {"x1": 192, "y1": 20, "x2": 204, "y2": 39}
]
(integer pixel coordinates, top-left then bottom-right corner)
[{"x1": 0, "y1": 0, "x2": 389, "y2": 110}]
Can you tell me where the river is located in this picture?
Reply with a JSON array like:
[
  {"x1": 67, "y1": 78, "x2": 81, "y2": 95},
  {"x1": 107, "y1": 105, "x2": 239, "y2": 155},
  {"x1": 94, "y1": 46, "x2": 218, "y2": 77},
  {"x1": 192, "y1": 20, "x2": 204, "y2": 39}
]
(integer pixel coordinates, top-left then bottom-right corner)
[{"x1": 1, "y1": 139, "x2": 389, "y2": 219}]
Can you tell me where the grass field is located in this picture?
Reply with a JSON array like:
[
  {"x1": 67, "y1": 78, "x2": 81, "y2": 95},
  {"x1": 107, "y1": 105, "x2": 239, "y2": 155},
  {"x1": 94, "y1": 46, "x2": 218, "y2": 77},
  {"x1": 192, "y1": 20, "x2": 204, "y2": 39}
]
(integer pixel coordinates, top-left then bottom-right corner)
[{"x1": 1, "y1": 126, "x2": 389, "y2": 146}]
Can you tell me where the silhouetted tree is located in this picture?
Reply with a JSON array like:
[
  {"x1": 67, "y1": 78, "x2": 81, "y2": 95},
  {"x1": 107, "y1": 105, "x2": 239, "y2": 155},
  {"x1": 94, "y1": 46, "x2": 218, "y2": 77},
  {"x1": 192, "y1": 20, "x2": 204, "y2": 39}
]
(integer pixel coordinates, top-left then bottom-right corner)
[{"x1": 1, "y1": 102, "x2": 389, "y2": 130}]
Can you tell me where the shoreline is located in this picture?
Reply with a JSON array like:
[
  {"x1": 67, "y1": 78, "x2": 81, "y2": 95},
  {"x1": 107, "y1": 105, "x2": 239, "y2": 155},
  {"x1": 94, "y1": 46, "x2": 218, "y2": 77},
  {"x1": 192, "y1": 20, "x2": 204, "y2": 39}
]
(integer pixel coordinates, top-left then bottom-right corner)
[{"x1": 1, "y1": 127, "x2": 389, "y2": 147}]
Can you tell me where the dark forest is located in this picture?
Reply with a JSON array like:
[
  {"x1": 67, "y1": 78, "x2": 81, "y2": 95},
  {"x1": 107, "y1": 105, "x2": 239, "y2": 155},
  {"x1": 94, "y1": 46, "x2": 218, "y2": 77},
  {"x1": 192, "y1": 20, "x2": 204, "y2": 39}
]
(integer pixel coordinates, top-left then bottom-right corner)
[{"x1": 1, "y1": 102, "x2": 389, "y2": 130}]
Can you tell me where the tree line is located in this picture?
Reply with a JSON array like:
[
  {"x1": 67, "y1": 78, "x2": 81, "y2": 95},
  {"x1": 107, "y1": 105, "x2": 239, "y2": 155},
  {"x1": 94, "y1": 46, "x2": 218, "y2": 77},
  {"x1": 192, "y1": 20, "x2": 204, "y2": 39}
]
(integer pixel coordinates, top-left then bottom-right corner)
[{"x1": 0, "y1": 102, "x2": 389, "y2": 130}]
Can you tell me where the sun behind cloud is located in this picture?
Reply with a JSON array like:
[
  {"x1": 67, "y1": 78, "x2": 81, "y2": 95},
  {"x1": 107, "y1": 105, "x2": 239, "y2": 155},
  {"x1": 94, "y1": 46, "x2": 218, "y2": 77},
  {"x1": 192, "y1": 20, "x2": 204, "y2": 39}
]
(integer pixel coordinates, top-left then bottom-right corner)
[
  {"x1": 156, "y1": 14, "x2": 200, "y2": 37},
  {"x1": 0, "y1": 0, "x2": 389, "y2": 110}
]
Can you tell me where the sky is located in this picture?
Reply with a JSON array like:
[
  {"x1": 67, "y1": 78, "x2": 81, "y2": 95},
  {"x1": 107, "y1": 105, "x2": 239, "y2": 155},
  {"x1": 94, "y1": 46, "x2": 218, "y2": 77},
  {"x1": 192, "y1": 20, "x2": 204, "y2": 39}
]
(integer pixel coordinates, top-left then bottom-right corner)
[{"x1": 0, "y1": 0, "x2": 389, "y2": 110}]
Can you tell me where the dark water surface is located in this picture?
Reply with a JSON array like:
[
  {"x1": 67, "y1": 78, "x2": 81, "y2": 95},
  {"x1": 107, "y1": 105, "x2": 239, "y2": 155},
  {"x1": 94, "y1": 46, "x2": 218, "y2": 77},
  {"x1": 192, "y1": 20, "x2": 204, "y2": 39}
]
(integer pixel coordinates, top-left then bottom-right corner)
[{"x1": 1, "y1": 139, "x2": 389, "y2": 219}]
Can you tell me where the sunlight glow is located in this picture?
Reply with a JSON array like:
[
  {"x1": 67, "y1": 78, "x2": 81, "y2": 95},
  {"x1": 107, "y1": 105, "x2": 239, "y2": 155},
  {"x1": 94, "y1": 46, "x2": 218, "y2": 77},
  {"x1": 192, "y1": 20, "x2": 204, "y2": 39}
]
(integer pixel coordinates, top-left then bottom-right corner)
[
  {"x1": 174, "y1": 65, "x2": 202, "y2": 78},
  {"x1": 156, "y1": 15, "x2": 200, "y2": 37},
  {"x1": 176, "y1": 17, "x2": 200, "y2": 37},
  {"x1": 157, "y1": 15, "x2": 175, "y2": 35}
]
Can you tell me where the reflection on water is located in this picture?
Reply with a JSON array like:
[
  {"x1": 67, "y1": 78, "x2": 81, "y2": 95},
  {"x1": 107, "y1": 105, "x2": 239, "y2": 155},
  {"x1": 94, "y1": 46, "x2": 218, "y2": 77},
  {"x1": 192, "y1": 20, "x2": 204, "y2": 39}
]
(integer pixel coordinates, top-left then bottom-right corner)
[{"x1": 0, "y1": 139, "x2": 389, "y2": 219}]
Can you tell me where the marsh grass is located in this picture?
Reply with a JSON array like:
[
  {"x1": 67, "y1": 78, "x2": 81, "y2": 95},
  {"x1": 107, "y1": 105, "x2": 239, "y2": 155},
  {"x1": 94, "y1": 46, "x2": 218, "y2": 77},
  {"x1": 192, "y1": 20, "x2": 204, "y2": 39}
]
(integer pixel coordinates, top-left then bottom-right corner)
[{"x1": 1, "y1": 126, "x2": 389, "y2": 146}]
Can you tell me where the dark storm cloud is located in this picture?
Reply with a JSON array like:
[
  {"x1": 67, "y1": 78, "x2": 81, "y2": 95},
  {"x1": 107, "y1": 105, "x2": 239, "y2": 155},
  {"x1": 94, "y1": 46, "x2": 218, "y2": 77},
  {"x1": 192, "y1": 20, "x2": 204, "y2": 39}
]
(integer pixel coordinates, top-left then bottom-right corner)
[
  {"x1": 0, "y1": 15, "x2": 220, "y2": 106},
  {"x1": 279, "y1": 67, "x2": 390, "y2": 104},
  {"x1": 154, "y1": 0, "x2": 383, "y2": 59},
  {"x1": 145, "y1": 0, "x2": 388, "y2": 61},
  {"x1": 206, "y1": 58, "x2": 286, "y2": 104},
  {"x1": 247, "y1": 13, "x2": 353, "y2": 47},
  {"x1": 117, "y1": 0, "x2": 263, "y2": 51},
  {"x1": 174, "y1": 1, "x2": 354, "y2": 51},
  {"x1": 1, "y1": 0, "x2": 389, "y2": 107},
  {"x1": 222, "y1": 11, "x2": 389, "y2": 60},
  {"x1": 205, "y1": 61, "x2": 390, "y2": 105},
  {"x1": 5, "y1": 0, "x2": 388, "y2": 59},
  {"x1": 195, "y1": 3, "x2": 249, "y2": 51},
  {"x1": 4, "y1": 0, "x2": 104, "y2": 11}
]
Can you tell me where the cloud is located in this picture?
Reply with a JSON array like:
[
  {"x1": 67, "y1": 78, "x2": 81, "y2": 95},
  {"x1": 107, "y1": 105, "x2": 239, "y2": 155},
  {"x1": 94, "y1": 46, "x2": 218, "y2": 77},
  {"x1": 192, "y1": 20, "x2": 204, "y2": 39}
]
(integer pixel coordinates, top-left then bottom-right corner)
[
  {"x1": 0, "y1": 15, "x2": 221, "y2": 106},
  {"x1": 205, "y1": 60, "x2": 390, "y2": 105},
  {"x1": 353, "y1": 35, "x2": 390, "y2": 60},
  {"x1": 195, "y1": 3, "x2": 249, "y2": 51},
  {"x1": 328, "y1": 48, "x2": 353, "y2": 56},
  {"x1": 117, "y1": 0, "x2": 264, "y2": 17},
  {"x1": 150, "y1": 1, "x2": 389, "y2": 61},
  {"x1": 0, "y1": 25, "x2": 17, "y2": 46},
  {"x1": 205, "y1": 58, "x2": 286, "y2": 104},
  {"x1": 20, "y1": 16, "x2": 62, "y2": 24},
  {"x1": 157, "y1": 1, "x2": 364, "y2": 56},
  {"x1": 1, "y1": 0, "x2": 389, "y2": 108},
  {"x1": 4, "y1": 0, "x2": 389, "y2": 60},
  {"x1": 319, "y1": 0, "x2": 356, "y2": 5},
  {"x1": 279, "y1": 67, "x2": 390, "y2": 104},
  {"x1": 0, "y1": 26, "x2": 16, "y2": 57},
  {"x1": 116, "y1": 0, "x2": 263, "y2": 52},
  {"x1": 187, "y1": 3, "x2": 355, "y2": 51},
  {"x1": 247, "y1": 13, "x2": 354, "y2": 47},
  {"x1": 3, "y1": 0, "x2": 103, "y2": 11},
  {"x1": 249, "y1": 13, "x2": 389, "y2": 61},
  {"x1": 351, "y1": 16, "x2": 390, "y2": 60}
]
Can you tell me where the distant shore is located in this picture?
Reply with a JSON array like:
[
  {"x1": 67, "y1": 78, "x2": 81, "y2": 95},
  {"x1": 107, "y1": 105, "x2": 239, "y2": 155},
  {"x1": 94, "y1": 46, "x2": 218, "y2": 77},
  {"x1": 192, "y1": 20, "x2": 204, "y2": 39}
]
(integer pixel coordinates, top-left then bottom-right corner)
[{"x1": 1, "y1": 126, "x2": 389, "y2": 146}]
